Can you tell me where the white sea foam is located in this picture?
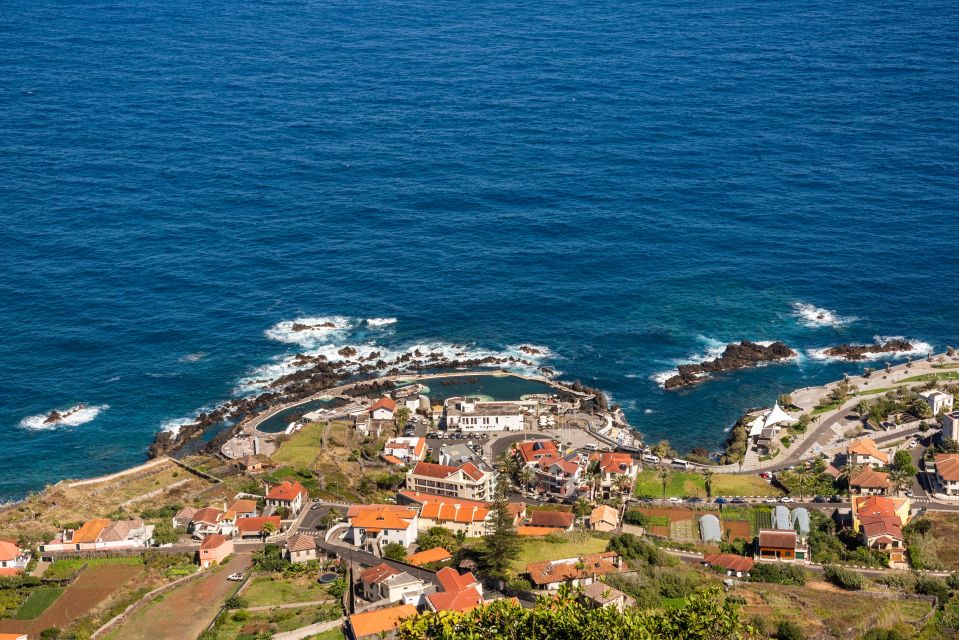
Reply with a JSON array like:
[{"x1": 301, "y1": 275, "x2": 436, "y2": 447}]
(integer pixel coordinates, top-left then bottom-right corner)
[
  {"x1": 644, "y1": 408, "x2": 655, "y2": 414},
  {"x1": 19, "y1": 404, "x2": 109, "y2": 430},
  {"x1": 807, "y1": 336, "x2": 934, "y2": 362},
  {"x1": 264, "y1": 316, "x2": 353, "y2": 348},
  {"x1": 180, "y1": 352, "x2": 207, "y2": 362},
  {"x1": 366, "y1": 317, "x2": 398, "y2": 327},
  {"x1": 791, "y1": 302, "x2": 856, "y2": 328},
  {"x1": 159, "y1": 417, "x2": 194, "y2": 439}
]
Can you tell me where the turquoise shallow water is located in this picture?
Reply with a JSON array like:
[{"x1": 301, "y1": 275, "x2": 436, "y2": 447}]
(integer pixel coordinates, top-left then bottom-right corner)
[{"x1": 0, "y1": 0, "x2": 957, "y2": 499}]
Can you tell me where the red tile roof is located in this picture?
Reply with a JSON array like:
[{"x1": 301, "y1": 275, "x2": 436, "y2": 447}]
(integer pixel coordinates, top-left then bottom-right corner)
[
  {"x1": 371, "y1": 397, "x2": 397, "y2": 413},
  {"x1": 528, "y1": 510, "x2": 574, "y2": 528},
  {"x1": 192, "y1": 508, "x2": 226, "y2": 525},
  {"x1": 360, "y1": 562, "x2": 400, "y2": 587},
  {"x1": 427, "y1": 585, "x2": 483, "y2": 613},
  {"x1": 411, "y1": 461, "x2": 486, "y2": 482},
  {"x1": 408, "y1": 547, "x2": 452, "y2": 566},
  {"x1": 599, "y1": 452, "x2": 635, "y2": 475},
  {"x1": 286, "y1": 533, "x2": 317, "y2": 553},
  {"x1": 526, "y1": 552, "x2": 621, "y2": 586},
  {"x1": 350, "y1": 506, "x2": 418, "y2": 532},
  {"x1": 348, "y1": 604, "x2": 416, "y2": 638},
  {"x1": 850, "y1": 468, "x2": 891, "y2": 490},
  {"x1": 758, "y1": 529, "x2": 797, "y2": 549},
  {"x1": 0, "y1": 540, "x2": 22, "y2": 563},
  {"x1": 236, "y1": 516, "x2": 281, "y2": 534},
  {"x1": 515, "y1": 440, "x2": 559, "y2": 464},
  {"x1": 266, "y1": 480, "x2": 307, "y2": 502},
  {"x1": 200, "y1": 534, "x2": 229, "y2": 550},
  {"x1": 860, "y1": 514, "x2": 904, "y2": 541},
  {"x1": 854, "y1": 495, "x2": 898, "y2": 518},
  {"x1": 436, "y1": 567, "x2": 479, "y2": 592},
  {"x1": 703, "y1": 553, "x2": 755, "y2": 573},
  {"x1": 848, "y1": 438, "x2": 889, "y2": 464}
]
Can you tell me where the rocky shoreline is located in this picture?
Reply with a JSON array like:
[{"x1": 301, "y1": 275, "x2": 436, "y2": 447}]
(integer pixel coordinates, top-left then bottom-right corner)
[
  {"x1": 822, "y1": 339, "x2": 914, "y2": 360},
  {"x1": 664, "y1": 341, "x2": 796, "y2": 390}
]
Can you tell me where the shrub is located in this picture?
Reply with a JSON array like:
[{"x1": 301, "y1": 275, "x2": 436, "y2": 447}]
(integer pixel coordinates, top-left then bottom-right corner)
[
  {"x1": 948, "y1": 573, "x2": 959, "y2": 590},
  {"x1": 382, "y1": 543, "x2": 407, "y2": 562},
  {"x1": 914, "y1": 575, "x2": 949, "y2": 602},
  {"x1": 873, "y1": 572, "x2": 916, "y2": 591},
  {"x1": 623, "y1": 511, "x2": 647, "y2": 527},
  {"x1": 823, "y1": 565, "x2": 864, "y2": 591},
  {"x1": 749, "y1": 563, "x2": 806, "y2": 586},
  {"x1": 776, "y1": 620, "x2": 805, "y2": 640}
]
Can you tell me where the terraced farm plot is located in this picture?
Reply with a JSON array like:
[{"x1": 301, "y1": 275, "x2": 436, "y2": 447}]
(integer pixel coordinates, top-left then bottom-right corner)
[{"x1": 633, "y1": 471, "x2": 780, "y2": 498}]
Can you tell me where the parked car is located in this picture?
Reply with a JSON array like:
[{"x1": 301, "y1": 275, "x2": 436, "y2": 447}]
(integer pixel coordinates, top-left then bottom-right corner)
[
  {"x1": 779, "y1": 497, "x2": 795, "y2": 503},
  {"x1": 812, "y1": 496, "x2": 827, "y2": 503},
  {"x1": 714, "y1": 497, "x2": 728, "y2": 505},
  {"x1": 642, "y1": 454, "x2": 661, "y2": 464},
  {"x1": 227, "y1": 573, "x2": 244, "y2": 581},
  {"x1": 668, "y1": 497, "x2": 681, "y2": 503},
  {"x1": 829, "y1": 495, "x2": 843, "y2": 503},
  {"x1": 759, "y1": 472, "x2": 771, "y2": 479},
  {"x1": 687, "y1": 497, "x2": 704, "y2": 504},
  {"x1": 763, "y1": 498, "x2": 779, "y2": 504}
]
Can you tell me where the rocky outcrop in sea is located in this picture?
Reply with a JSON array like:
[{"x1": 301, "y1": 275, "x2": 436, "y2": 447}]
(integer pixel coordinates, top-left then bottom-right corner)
[
  {"x1": 664, "y1": 341, "x2": 796, "y2": 390},
  {"x1": 823, "y1": 339, "x2": 914, "y2": 360}
]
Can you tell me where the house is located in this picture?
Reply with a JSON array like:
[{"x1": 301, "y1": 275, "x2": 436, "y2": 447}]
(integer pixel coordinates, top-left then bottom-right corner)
[
  {"x1": 527, "y1": 510, "x2": 575, "y2": 531},
  {"x1": 507, "y1": 502, "x2": 528, "y2": 526},
  {"x1": 172, "y1": 506, "x2": 198, "y2": 530},
  {"x1": 0, "y1": 540, "x2": 30, "y2": 576},
  {"x1": 408, "y1": 547, "x2": 452, "y2": 567},
  {"x1": 702, "y1": 553, "x2": 755, "y2": 578},
  {"x1": 286, "y1": 533, "x2": 318, "y2": 564},
  {"x1": 438, "y1": 443, "x2": 493, "y2": 471},
  {"x1": 858, "y1": 512, "x2": 906, "y2": 567},
  {"x1": 919, "y1": 390, "x2": 954, "y2": 416},
  {"x1": 578, "y1": 581, "x2": 636, "y2": 613},
  {"x1": 849, "y1": 468, "x2": 891, "y2": 495},
  {"x1": 594, "y1": 452, "x2": 639, "y2": 497},
  {"x1": 190, "y1": 508, "x2": 236, "y2": 539},
  {"x1": 358, "y1": 563, "x2": 426, "y2": 604},
  {"x1": 525, "y1": 552, "x2": 623, "y2": 591},
  {"x1": 266, "y1": 480, "x2": 308, "y2": 516},
  {"x1": 371, "y1": 397, "x2": 397, "y2": 421},
  {"x1": 933, "y1": 453, "x2": 959, "y2": 495},
  {"x1": 514, "y1": 439, "x2": 560, "y2": 466},
  {"x1": 347, "y1": 603, "x2": 418, "y2": 640},
  {"x1": 227, "y1": 499, "x2": 259, "y2": 518},
  {"x1": 942, "y1": 412, "x2": 959, "y2": 443},
  {"x1": 198, "y1": 534, "x2": 234, "y2": 568},
  {"x1": 236, "y1": 516, "x2": 282, "y2": 540},
  {"x1": 397, "y1": 490, "x2": 492, "y2": 537},
  {"x1": 756, "y1": 530, "x2": 808, "y2": 563},
  {"x1": 534, "y1": 453, "x2": 585, "y2": 498},
  {"x1": 237, "y1": 454, "x2": 274, "y2": 473},
  {"x1": 41, "y1": 519, "x2": 155, "y2": 553},
  {"x1": 589, "y1": 505, "x2": 619, "y2": 532},
  {"x1": 444, "y1": 397, "x2": 525, "y2": 432},
  {"x1": 383, "y1": 437, "x2": 427, "y2": 464},
  {"x1": 851, "y1": 495, "x2": 911, "y2": 532},
  {"x1": 847, "y1": 438, "x2": 889, "y2": 468},
  {"x1": 425, "y1": 567, "x2": 484, "y2": 613},
  {"x1": 406, "y1": 461, "x2": 496, "y2": 501},
  {"x1": 347, "y1": 505, "x2": 419, "y2": 553},
  {"x1": 517, "y1": 526, "x2": 561, "y2": 537}
]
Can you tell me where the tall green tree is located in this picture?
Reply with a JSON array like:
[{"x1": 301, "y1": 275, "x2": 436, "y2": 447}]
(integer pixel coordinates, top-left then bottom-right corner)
[
  {"x1": 701, "y1": 468, "x2": 714, "y2": 499},
  {"x1": 657, "y1": 467, "x2": 671, "y2": 500},
  {"x1": 479, "y1": 474, "x2": 520, "y2": 579}
]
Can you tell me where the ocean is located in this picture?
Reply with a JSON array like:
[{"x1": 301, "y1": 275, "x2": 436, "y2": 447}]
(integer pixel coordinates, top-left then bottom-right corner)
[{"x1": 1, "y1": 0, "x2": 957, "y2": 500}]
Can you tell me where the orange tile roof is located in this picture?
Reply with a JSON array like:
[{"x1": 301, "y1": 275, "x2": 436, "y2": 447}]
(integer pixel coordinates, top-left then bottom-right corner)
[
  {"x1": 408, "y1": 547, "x2": 452, "y2": 566},
  {"x1": 702, "y1": 553, "x2": 755, "y2": 573},
  {"x1": 517, "y1": 526, "x2": 560, "y2": 537},
  {"x1": 854, "y1": 495, "x2": 898, "y2": 518},
  {"x1": 850, "y1": 468, "x2": 891, "y2": 489},
  {"x1": 348, "y1": 504, "x2": 415, "y2": 518},
  {"x1": 0, "y1": 634, "x2": 28, "y2": 640},
  {"x1": 599, "y1": 452, "x2": 635, "y2": 475},
  {"x1": 758, "y1": 529, "x2": 797, "y2": 549},
  {"x1": 590, "y1": 505, "x2": 618, "y2": 527},
  {"x1": 419, "y1": 500, "x2": 490, "y2": 524},
  {"x1": 350, "y1": 506, "x2": 417, "y2": 531},
  {"x1": 383, "y1": 454, "x2": 406, "y2": 466},
  {"x1": 0, "y1": 568, "x2": 23, "y2": 577},
  {"x1": 348, "y1": 604, "x2": 417, "y2": 638},
  {"x1": 0, "y1": 540, "x2": 22, "y2": 563},
  {"x1": 848, "y1": 438, "x2": 889, "y2": 464},
  {"x1": 191, "y1": 507, "x2": 225, "y2": 525},
  {"x1": 436, "y1": 567, "x2": 479, "y2": 592},
  {"x1": 515, "y1": 439, "x2": 558, "y2": 463},
  {"x1": 236, "y1": 516, "x2": 281, "y2": 534},
  {"x1": 860, "y1": 514, "x2": 904, "y2": 541},
  {"x1": 525, "y1": 552, "x2": 621, "y2": 586},
  {"x1": 371, "y1": 397, "x2": 397, "y2": 413},
  {"x1": 360, "y1": 562, "x2": 400, "y2": 587},
  {"x1": 200, "y1": 534, "x2": 229, "y2": 550},
  {"x1": 227, "y1": 499, "x2": 258, "y2": 514},
  {"x1": 427, "y1": 585, "x2": 483, "y2": 613},
  {"x1": 935, "y1": 454, "x2": 959, "y2": 482},
  {"x1": 72, "y1": 518, "x2": 111, "y2": 544},
  {"x1": 266, "y1": 480, "x2": 307, "y2": 502}
]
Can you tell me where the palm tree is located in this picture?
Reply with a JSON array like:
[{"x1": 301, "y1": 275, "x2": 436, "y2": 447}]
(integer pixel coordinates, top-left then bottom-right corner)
[
  {"x1": 701, "y1": 468, "x2": 715, "y2": 499},
  {"x1": 519, "y1": 466, "x2": 536, "y2": 494},
  {"x1": 841, "y1": 460, "x2": 864, "y2": 497},
  {"x1": 792, "y1": 464, "x2": 811, "y2": 501},
  {"x1": 615, "y1": 474, "x2": 634, "y2": 497},
  {"x1": 889, "y1": 467, "x2": 912, "y2": 496},
  {"x1": 586, "y1": 460, "x2": 602, "y2": 500},
  {"x1": 657, "y1": 467, "x2": 671, "y2": 500}
]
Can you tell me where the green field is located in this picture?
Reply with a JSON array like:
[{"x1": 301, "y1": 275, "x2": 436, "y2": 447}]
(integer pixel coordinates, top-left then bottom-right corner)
[
  {"x1": 212, "y1": 604, "x2": 341, "y2": 640},
  {"x1": 242, "y1": 575, "x2": 333, "y2": 608},
  {"x1": 13, "y1": 586, "x2": 64, "y2": 619},
  {"x1": 633, "y1": 470, "x2": 781, "y2": 498},
  {"x1": 306, "y1": 629, "x2": 346, "y2": 640},
  {"x1": 898, "y1": 372, "x2": 959, "y2": 384},
  {"x1": 510, "y1": 533, "x2": 609, "y2": 573},
  {"x1": 43, "y1": 556, "x2": 143, "y2": 581},
  {"x1": 272, "y1": 423, "x2": 325, "y2": 468}
]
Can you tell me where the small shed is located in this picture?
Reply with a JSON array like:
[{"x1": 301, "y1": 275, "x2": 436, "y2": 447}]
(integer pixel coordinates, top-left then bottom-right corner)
[{"x1": 699, "y1": 514, "x2": 722, "y2": 542}]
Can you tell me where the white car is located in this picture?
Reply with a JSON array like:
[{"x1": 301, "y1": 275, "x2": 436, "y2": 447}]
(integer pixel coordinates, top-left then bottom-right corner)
[
  {"x1": 779, "y1": 497, "x2": 795, "y2": 503},
  {"x1": 763, "y1": 498, "x2": 779, "y2": 504},
  {"x1": 668, "y1": 497, "x2": 681, "y2": 503},
  {"x1": 227, "y1": 573, "x2": 244, "y2": 581}
]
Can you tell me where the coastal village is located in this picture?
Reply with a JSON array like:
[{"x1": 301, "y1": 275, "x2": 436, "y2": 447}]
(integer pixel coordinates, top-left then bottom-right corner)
[{"x1": 4, "y1": 349, "x2": 959, "y2": 639}]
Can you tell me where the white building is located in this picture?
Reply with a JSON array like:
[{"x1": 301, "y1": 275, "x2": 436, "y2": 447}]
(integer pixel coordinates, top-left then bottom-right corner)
[
  {"x1": 371, "y1": 397, "x2": 397, "y2": 421},
  {"x1": 359, "y1": 563, "x2": 427, "y2": 604},
  {"x1": 444, "y1": 397, "x2": 524, "y2": 432},
  {"x1": 943, "y1": 411, "x2": 959, "y2": 442},
  {"x1": 41, "y1": 519, "x2": 155, "y2": 553},
  {"x1": 406, "y1": 461, "x2": 497, "y2": 501},
  {"x1": 920, "y1": 390, "x2": 954, "y2": 416},
  {"x1": 0, "y1": 540, "x2": 30, "y2": 574},
  {"x1": 383, "y1": 437, "x2": 427, "y2": 463},
  {"x1": 346, "y1": 505, "x2": 419, "y2": 553}
]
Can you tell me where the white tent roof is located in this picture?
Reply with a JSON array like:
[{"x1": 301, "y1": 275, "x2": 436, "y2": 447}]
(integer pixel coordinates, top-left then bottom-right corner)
[
  {"x1": 762, "y1": 403, "x2": 797, "y2": 429},
  {"x1": 747, "y1": 415, "x2": 766, "y2": 438}
]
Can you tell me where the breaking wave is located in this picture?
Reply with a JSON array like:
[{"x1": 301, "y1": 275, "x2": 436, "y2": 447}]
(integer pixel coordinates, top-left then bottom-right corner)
[
  {"x1": 366, "y1": 317, "x2": 398, "y2": 327},
  {"x1": 19, "y1": 404, "x2": 109, "y2": 430},
  {"x1": 807, "y1": 336, "x2": 934, "y2": 362},
  {"x1": 159, "y1": 417, "x2": 194, "y2": 439},
  {"x1": 791, "y1": 302, "x2": 856, "y2": 328},
  {"x1": 264, "y1": 316, "x2": 353, "y2": 348}
]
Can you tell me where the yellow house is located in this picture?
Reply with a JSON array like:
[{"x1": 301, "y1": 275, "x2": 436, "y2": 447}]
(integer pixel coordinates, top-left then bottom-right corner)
[{"x1": 851, "y1": 495, "x2": 911, "y2": 533}]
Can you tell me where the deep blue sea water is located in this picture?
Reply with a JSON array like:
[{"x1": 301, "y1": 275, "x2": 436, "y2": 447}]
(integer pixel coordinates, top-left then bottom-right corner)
[{"x1": 1, "y1": 0, "x2": 957, "y2": 500}]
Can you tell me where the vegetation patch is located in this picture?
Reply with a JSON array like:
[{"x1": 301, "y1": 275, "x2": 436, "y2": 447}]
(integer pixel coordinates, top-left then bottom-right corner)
[{"x1": 12, "y1": 586, "x2": 63, "y2": 619}]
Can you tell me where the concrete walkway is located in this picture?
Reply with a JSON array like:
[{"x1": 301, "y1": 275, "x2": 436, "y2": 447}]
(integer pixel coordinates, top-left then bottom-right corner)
[{"x1": 271, "y1": 616, "x2": 345, "y2": 640}]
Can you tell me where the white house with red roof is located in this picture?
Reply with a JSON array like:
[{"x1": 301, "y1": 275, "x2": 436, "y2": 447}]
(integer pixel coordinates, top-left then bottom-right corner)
[
  {"x1": 594, "y1": 452, "x2": 639, "y2": 497},
  {"x1": 406, "y1": 461, "x2": 496, "y2": 501},
  {"x1": 533, "y1": 452, "x2": 585, "y2": 498},
  {"x1": 371, "y1": 397, "x2": 397, "y2": 421},
  {"x1": 266, "y1": 480, "x2": 308, "y2": 516},
  {"x1": 0, "y1": 540, "x2": 30, "y2": 576},
  {"x1": 189, "y1": 507, "x2": 237, "y2": 539},
  {"x1": 236, "y1": 516, "x2": 283, "y2": 539},
  {"x1": 514, "y1": 439, "x2": 559, "y2": 466},
  {"x1": 397, "y1": 490, "x2": 492, "y2": 537},
  {"x1": 347, "y1": 505, "x2": 419, "y2": 552},
  {"x1": 425, "y1": 567, "x2": 485, "y2": 613},
  {"x1": 383, "y1": 437, "x2": 427, "y2": 465}
]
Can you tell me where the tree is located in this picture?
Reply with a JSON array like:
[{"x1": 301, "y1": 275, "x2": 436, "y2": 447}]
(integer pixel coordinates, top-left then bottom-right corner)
[
  {"x1": 394, "y1": 407, "x2": 412, "y2": 437},
  {"x1": 586, "y1": 460, "x2": 602, "y2": 499},
  {"x1": 657, "y1": 467, "x2": 671, "y2": 500},
  {"x1": 777, "y1": 620, "x2": 805, "y2": 640},
  {"x1": 382, "y1": 542, "x2": 407, "y2": 562},
  {"x1": 615, "y1": 474, "x2": 634, "y2": 497},
  {"x1": 320, "y1": 508, "x2": 342, "y2": 529},
  {"x1": 889, "y1": 467, "x2": 913, "y2": 496},
  {"x1": 701, "y1": 468, "x2": 715, "y2": 499},
  {"x1": 840, "y1": 460, "x2": 864, "y2": 497},
  {"x1": 778, "y1": 393, "x2": 794, "y2": 408},
  {"x1": 262, "y1": 521, "x2": 277, "y2": 540},
  {"x1": 792, "y1": 464, "x2": 811, "y2": 501},
  {"x1": 479, "y1": 474, "x2": 520, "y2": 579},
  {"x1": 574, "y1": 498, "x2": 592, "y2": 519},
  {"x1": 519, "y1": 466, "x2": 535, "y2": 494},
  {"x1": 417, "y1": 527, "x2": 457, "y2": 552},
  {"x1": 793, "y1": 413, "x2": 811, "y2": 434},
  {"x1": 152, "y1": 520, "x2": 179, "y2": 545},
  {"x1": 653, "y1": 440, "x2": 674, "y2": 460},
  {"x1": 893, "y1": 449, "x2": 916, "y2": 474}
]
